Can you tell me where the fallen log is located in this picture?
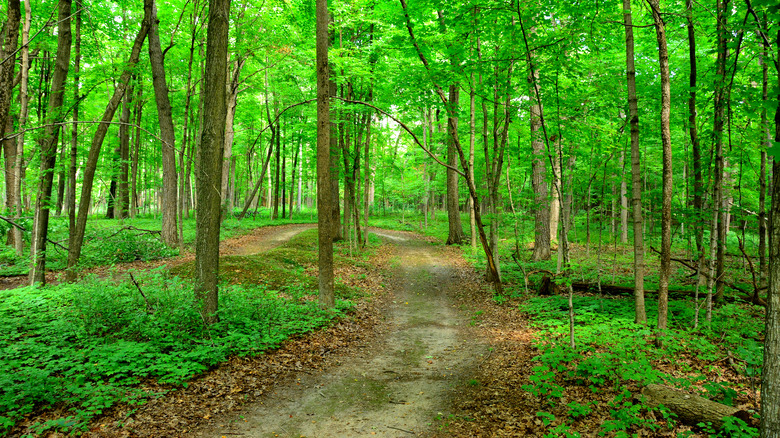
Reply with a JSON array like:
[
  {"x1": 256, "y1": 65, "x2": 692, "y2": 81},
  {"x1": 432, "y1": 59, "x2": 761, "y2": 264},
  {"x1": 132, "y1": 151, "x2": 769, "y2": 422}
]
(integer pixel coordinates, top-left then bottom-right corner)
[{"x1": 640, "y1": 384, "x2": 753, "y2": 430}]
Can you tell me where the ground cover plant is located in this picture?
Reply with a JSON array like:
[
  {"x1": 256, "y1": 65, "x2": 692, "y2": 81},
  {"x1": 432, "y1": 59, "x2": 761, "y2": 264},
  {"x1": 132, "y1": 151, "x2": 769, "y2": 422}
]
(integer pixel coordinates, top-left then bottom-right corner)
[{"x1": 0, "y1": 228, "x2": 358, "y2": 436}]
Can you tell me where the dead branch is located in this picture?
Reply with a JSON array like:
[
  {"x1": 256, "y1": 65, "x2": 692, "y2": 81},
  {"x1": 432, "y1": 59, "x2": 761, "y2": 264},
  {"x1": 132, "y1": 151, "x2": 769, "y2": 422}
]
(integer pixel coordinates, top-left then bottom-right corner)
[{"x1": 129, "y1": 272, "x2": 153, "y2": 313}]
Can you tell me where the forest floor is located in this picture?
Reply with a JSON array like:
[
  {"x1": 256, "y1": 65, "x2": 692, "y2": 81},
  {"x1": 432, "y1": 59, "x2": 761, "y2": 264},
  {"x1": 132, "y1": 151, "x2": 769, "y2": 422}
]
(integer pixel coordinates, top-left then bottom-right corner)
[{"x1": 12, "y1": 223, "x2": 756, "y2": 437}]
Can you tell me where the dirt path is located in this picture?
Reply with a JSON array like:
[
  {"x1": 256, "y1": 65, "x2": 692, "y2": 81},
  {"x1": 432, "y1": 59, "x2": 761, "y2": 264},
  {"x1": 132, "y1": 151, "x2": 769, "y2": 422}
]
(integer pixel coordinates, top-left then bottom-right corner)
[{"x1": 197, "y1": 229, "x2": 488, "y2": 438}]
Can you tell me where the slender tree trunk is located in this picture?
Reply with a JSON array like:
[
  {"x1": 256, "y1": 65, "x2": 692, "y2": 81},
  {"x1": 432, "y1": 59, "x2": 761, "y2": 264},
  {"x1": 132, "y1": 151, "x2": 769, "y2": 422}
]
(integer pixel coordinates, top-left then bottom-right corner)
[
  {"x1": 195, "y1": 0, "x2": 230, "y2": 324},
  {"x1": 66, "y1": 8, "x2": 151, "y2": 281},
  {"x1": 759, "y1": 29, "x2": 770, "y2": 287},
  {"x1": 130, "y1": 82, "x2": 143, "y2": 219},
  {"x1": 12, "y1": 0, "x2": 30, "y2": 256},
  {"x1": 148, "y1": 0, "x2": 178, "y2": 246},
  {"x1": 29, "y1": 0, "x2": 71, "y2": 285},
  {"x1": 316, "y1": 0, "x2": 334, "y2": 308},
  {"x1": 117, "y1": 82, "x2": 133, "y2": 219},
  {"x1": 648, "y1": 0, "x2": 672, "y2": 331},
  {"x1": 624, "y1": 0, "x2": 646, "y2": 324},
  {"x1": 687, "y1": 0, "x2": 706, "y2": 300}
]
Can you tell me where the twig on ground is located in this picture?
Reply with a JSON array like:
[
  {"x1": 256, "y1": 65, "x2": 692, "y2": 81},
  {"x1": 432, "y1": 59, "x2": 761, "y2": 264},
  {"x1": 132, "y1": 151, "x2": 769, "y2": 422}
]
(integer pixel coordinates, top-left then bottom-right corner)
[
  {"x1": 387, "y1": 425, "x2": 415, "y2": 434},
  {"x1": 129, "y1": 272, "x2": 153, "y2": 313}
]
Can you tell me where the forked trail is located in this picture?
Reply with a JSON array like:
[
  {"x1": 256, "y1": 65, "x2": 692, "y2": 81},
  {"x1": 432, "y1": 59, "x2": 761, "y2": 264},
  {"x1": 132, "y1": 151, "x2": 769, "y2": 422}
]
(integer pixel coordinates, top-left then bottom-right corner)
[{"x1": 197, "y1": 229, "x2": 488, "y2": 437}]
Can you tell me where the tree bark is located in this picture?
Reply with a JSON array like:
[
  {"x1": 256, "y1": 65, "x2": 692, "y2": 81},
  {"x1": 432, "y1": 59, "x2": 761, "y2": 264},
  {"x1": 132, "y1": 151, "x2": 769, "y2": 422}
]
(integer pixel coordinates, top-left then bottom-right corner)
[
  {"x1": 66, "y1": 7, "x2": 151, "y2": 281},
  {"x1": 316, "y1": 0, "x2": 334, "y2": 308},
  {"x1": 623, "y1": 0, "x2": 646, "y2": 324},
  {"x1": 529, "y1": 63, "x2": 550, "y2": 261},
  {"x1": 130, "y1": 82, "x2": 143, "y2": 219},
  {"x1": 148, "y1": 0, "x2": 178, "y2": 246},
  {"x1": 195, "y1": 0, "x2": 230, "y2": 324},
  {"x1": 445, "y1": 84, "x2": 465, "y2": 245},
  {"x1": 760, "y1": 25, "x2": 780, "y2": 438},
  {"x1": 117, "y1": 82, "x2": 133, "y2": 219},
  {"x1": 29, "y1": 0, "x2": 71, "y2": 285},
  {"x1": 647, "y1": 0, "x2": 672, "y2": 332},
  {"x1": 0, "y1": 0, "x2": 20, "y2": 146},
  {"x1": 67, "y1": 0, "x2": 80, "y2": 246},
  {"x1": 1, "y1": 0, "x2": 20, "y2": 249}
]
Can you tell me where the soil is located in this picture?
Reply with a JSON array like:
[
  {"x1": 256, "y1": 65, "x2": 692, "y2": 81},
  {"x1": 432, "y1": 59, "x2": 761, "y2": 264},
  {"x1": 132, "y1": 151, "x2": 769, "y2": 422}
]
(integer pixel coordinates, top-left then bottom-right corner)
[{"x1": 193, "y1": 229, "x2": 489, "y2": 438}]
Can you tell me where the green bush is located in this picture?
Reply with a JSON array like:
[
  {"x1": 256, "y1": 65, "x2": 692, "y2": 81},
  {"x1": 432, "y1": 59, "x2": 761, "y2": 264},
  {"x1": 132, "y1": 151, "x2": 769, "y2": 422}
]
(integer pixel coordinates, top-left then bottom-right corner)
[{"x1": 0, "y1": 272, "x2": 353, "y2": 434}]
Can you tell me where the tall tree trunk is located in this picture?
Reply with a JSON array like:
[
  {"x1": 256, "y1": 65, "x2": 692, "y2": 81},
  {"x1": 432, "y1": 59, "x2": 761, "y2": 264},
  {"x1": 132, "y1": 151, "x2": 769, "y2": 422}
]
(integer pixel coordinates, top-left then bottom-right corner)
[
  {"x1": 687, "y1": 0, "x2": 706, "y2": 300},
  {"x1": 148, "y1": 0, "x2": 178, "y2": 246},
  {"x1": 711, "y1": 0, "x2": 729, "y2": 305},
  {"x1": 67, "y1": 0, "x2": 80, "y2": 244},
  {"x1": 1, "y1": 0, "x2": 20, "y2": 247},
  {"x1": 529, "y1": 63, "x2": 550, "y2": 261},
  {"x1": 761, "y1": 24, "x2": 780, "y2": 438},
  {"x1": 12, "y1": 0, "x2": 30, "y2": 256},
  {"x1": 624, "y1": 0, "x2": 646, "y2": 324},
  {"x1": 759, "y1": 23, "x2": 770, "y2": 287},
  {"x1": 316, "y1": 0, "x2": 334, "y2": 308},
  {"x1": 66, "y1": 8, "x2": 151, "y2": 281},
  {"x1": 29, "y1": 0, "x2": 71, "y2": 285},
  {"x1": 648, "y1": 0, "x2": 672, "y2": 331},
  {"x1": 446, "y1": 84, "x2": 465, "y2": 245},
  {"x1": 195, "y1": 0, "x2": 230, "y2": 324}
]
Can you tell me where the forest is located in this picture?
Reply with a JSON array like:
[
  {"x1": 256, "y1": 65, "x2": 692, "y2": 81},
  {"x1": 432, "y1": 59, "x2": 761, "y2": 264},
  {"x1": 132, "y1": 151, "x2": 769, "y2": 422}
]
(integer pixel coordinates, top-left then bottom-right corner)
[{"x1": 0, "y1": 0, "x2": 779, "y2": 435}]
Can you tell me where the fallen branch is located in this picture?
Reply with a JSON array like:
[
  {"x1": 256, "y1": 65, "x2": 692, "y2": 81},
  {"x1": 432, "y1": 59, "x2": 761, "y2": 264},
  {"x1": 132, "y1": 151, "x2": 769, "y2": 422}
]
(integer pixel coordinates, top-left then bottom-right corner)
[
  {"x1": 129, "y1": 272, "x2": 153, "y2": 313},
  {"x1": 0, "y1": 214, "x2": 69, "y2": 252},
  {"x1": 104, "y1": 225, "x2": 162, "y2": 240},
  {"x1": 737, "y1": 238, "x2": 766, "y2": 306}
]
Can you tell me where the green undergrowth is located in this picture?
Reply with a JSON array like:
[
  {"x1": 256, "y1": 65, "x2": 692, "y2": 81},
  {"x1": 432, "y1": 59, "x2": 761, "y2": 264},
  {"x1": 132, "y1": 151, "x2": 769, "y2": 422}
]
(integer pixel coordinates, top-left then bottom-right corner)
[
  {"x1": 0, "y1": 227, "x2": 360, "y2": 436},
  {"x1": 519, "y1": 295, "x2": 763, "y2": 437}
]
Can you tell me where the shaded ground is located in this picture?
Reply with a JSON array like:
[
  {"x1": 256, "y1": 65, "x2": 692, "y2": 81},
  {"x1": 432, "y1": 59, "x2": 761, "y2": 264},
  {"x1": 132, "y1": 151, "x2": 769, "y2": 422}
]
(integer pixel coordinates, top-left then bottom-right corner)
[{"x1": 194, "y1": 229, "x2": 488, "y2": 437}]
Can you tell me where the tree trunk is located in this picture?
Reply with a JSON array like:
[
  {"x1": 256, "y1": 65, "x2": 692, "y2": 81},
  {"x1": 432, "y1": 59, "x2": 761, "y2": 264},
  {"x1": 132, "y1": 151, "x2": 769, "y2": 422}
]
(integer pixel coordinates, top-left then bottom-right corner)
[
  {"x1": 530, "y1": 64, "x2": 550, "y2": 261},
  {"x1": 195, "y1": 0, "x2": 230, "y2": 324},
  {"x1": 316, "y1": 0, "x2": 334, "y2": 308},
  {"x1": 29, "y1": 0, "x2": 71, "y2": 285},
  {"x1": 446, "y1": 84, "x2": 465, "y2": 245},
  {"x1": 66, "y1": 7, "x2": 151, "y2": 281},
  {"x1": 1, "y1": 0, "x2": 21, "y2": 248},
  {"x1": 647, "y1": 0, "x2": 672, "y2": 332},
  {"x1": 760, "y1": 25, "x2": 780, "y2": 438},
  {"x1": 67, "y1": 0, "x2": 80, "y2": 247},
  {"x1": 130, "y1": 82, "x2": 143, "y2": 219},
  {"x1": 623, "y1": 0, "x2": 646, "y2": 324},
  {"x1": 759, "y1": 29, "x2": 770, "y2": 288},
  {"x1": 0, "y1": 0, "x2": 20, "y2": 151},
  {"x1": 222, "y1": 57, "x2": 243, "y2": 215},
  {"x1": 12, "y1": 0, "x2": 31, "y2": 256},
  {"x1": 148, "y1": 0, "x2": 178, "y2": 246},
  {"x1": 619, "y1": 149, "x2": 628, "y2": 244},
  {"x1": 117, "y1": 82, "x2": 133, "y2": 219}
]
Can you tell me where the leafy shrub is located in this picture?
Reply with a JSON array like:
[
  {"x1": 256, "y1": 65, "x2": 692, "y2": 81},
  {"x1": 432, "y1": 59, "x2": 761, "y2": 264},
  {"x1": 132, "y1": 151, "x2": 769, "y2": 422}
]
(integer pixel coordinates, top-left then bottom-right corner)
[{"x1": 0, "y1": 272, "x2": 354, "y2": 434}]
